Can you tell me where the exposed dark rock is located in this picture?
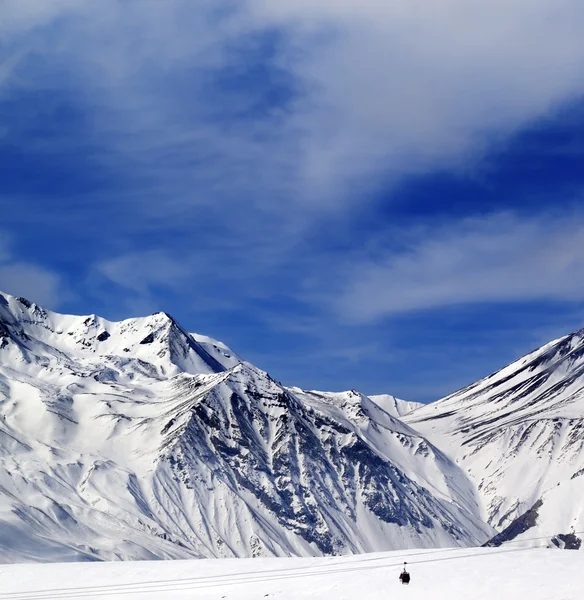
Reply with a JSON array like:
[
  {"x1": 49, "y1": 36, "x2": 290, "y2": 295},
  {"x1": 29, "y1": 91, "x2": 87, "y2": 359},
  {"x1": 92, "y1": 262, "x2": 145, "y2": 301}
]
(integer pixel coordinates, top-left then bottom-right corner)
[
  {"x1": 0, "y1": 319, "x2": 9, "y2": 339},
  {"x1": 17, "y1": 297, "x2": 32, "y2": 308},
  {"x1": 551, "y1": 533, "x2": 582, "y2": 550},
  {"x1": 140, "y1": 333, "x2": 155, "y2": 345},
  {"x1": 483, "y1": 499, "x2": 543, "y2": 547}
]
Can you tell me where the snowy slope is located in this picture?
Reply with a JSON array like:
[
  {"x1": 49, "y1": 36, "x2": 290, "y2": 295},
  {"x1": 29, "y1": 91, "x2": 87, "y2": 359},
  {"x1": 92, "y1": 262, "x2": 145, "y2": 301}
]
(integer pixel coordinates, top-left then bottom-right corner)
[
  {"x1": 0, "y1": 291, "x2": 492, "y2": 562},
  {"x1": 1, "y1": 548, "x2": 582, "y2": 600},
  {"x1": 368, "y1": 394, "x2": 424, "y2": 417},
  {"x1": 405, "y1": 329, "x2": 584, "y2": 547}
]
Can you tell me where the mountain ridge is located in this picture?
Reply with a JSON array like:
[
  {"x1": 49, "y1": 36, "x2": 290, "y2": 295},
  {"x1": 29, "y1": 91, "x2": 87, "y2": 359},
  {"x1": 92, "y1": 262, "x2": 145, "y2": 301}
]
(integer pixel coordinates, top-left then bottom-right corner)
[
  {"x1": 405, "y1": 327, "x2": 584, "y2": 548},
  {"x1": 0, "y1": 290, "x2": 492, "y2": 562},
  {"x1": 2, "y1": 288, "x2": 582, "y2": 560}
]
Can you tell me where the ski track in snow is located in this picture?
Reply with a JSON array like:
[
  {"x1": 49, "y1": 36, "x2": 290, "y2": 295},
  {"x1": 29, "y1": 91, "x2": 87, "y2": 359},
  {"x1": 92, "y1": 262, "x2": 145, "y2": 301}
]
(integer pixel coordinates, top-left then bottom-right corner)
[{"x1": 0, "y1": 548, "x2": 582, "y2": 600}]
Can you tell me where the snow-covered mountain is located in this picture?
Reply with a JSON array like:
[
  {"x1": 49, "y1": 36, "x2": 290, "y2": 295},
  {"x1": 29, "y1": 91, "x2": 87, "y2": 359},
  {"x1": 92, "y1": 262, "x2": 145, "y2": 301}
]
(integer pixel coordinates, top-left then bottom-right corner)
[
  {"x1": 0, "y1": 291, "x2": 492, "y2": 562},
  {"x1": 405, "y1": 330, "x2": 584, "y2": 549}
]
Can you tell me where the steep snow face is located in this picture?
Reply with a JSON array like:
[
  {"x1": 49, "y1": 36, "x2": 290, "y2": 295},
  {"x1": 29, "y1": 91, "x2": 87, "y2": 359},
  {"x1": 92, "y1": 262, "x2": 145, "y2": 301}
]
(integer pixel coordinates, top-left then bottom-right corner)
[
  {"x1": 0, "y1": 291, "x2": 492, "y2": 562},
  {"x1": 286, "y1": 389, "x2": 486, "y2": 528},
  {"x1": 368, "y1": 394, "x2": 424, "y2": 418},
  {"x1": 405, "y1": 330, "x2": 584, "y2": 545}
]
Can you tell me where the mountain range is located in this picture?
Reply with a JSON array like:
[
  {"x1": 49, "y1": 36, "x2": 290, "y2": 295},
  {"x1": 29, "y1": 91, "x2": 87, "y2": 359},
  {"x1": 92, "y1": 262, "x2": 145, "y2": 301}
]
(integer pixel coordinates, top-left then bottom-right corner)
[{"x1": 0, "y1": 290, "x2": 581, "y2": 562}]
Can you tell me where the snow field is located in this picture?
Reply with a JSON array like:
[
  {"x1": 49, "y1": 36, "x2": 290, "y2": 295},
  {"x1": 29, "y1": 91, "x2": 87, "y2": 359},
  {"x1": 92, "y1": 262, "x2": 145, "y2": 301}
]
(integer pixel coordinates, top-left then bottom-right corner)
[{"x1": 0, "y1": 548, "x2": 581, "y2": 600}]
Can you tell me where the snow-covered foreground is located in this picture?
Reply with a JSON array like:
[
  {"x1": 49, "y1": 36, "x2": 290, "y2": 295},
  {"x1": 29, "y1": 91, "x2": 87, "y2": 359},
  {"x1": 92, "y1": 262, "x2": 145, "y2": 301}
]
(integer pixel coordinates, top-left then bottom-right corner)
[{"x1": 1, "y1": 548, "x2": 581, "y2": 600}]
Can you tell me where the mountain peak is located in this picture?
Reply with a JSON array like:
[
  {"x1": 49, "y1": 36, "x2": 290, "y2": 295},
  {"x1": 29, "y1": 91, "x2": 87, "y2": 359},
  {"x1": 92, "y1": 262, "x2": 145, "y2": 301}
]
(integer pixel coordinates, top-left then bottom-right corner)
[
  {"x1": 150, "y1": 310, "x2": 175, "y2": 321},
  {"x1": 0, "y1": 289, "x2": 493, "y2": 560},
  {"x1": 405, "y1": 327, "x2": 584, "y2": 541}
]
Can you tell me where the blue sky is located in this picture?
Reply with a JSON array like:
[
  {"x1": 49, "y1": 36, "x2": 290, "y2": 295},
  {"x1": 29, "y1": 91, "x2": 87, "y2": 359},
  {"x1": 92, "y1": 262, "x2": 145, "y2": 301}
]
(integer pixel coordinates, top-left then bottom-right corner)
[{"x1": 2, "y1": 1, "x2": 584, "y2": 401}]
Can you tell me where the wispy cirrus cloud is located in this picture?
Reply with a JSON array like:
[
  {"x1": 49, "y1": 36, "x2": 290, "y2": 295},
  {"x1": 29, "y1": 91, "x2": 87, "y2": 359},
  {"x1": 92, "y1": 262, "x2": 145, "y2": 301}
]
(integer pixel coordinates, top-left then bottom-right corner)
[
  {"x1": 0, "y1": 236, "x2": 67, "y2": 308},
  {"x1": 2, "y1": 1, "x2": 584, "y2": 275},
  {"x1": 2, "y1": 0, "x2": 584, "y2": 225},
  {"x1": 96, "y1": 251, "x2": 191, "y2": 295},
  {"x1": 334, "y1": 210, "x2": 584, "y2": 322},
  {"x1": 246, "y1": 0, "x2": 584, "y2": 199}
]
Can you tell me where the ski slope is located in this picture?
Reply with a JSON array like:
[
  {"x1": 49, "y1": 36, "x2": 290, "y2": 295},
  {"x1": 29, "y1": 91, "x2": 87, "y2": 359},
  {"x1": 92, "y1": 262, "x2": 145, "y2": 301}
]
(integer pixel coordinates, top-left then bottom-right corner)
[{"x1": 0, "y1": 548, "x2": 581, "y2": 600}]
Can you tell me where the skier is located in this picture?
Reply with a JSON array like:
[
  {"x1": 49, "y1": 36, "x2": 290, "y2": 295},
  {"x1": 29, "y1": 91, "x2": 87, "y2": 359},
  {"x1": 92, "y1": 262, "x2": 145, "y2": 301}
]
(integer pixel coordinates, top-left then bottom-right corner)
[{"x1": 399, "y1": 563, "x2": 411, "y2": 585}]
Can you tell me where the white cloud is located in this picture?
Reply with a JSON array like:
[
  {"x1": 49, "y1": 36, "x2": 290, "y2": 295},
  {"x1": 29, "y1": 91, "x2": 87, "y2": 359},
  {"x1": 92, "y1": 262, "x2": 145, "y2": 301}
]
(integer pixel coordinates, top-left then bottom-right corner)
[
  {"x1": 96, "y1": 250, "x2": 191, "y2": 294},
  {"x1": 335, "y1": 211, "x2": 584, "y2": 321},
  {"x1": 244, "y1": 0, "x2": 584, "y2": 201},
  {"x1": 0, "y1": 0, "x2": 79, "y2": 36},
  {"x1": 2, "y1": 0, "x2": 584, "y2": 217},
  {"x1": 0, "y1": 237, "x2": 66, "y2": 308}
]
